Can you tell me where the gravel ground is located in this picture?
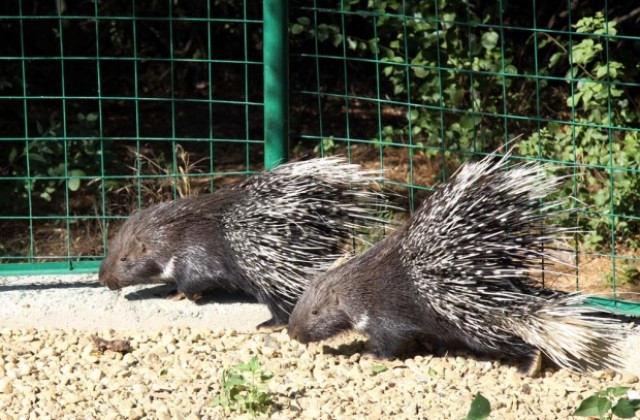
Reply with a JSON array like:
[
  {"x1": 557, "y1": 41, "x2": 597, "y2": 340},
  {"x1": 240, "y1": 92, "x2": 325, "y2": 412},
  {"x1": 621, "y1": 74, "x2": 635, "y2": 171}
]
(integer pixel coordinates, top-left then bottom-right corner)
[{"x1": 0, "y1": 274, "x2": 639, "y2": 419}]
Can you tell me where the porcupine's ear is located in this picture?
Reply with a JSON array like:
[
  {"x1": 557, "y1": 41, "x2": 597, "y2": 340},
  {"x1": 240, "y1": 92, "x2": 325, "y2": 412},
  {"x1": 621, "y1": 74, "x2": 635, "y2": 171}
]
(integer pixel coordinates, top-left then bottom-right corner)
[
  {"x1": 331, "y1": 288, "x2": 343, "y2": 308},
  {"x1": 134, "y1": 235, "x2": 147, "y2": 254}
]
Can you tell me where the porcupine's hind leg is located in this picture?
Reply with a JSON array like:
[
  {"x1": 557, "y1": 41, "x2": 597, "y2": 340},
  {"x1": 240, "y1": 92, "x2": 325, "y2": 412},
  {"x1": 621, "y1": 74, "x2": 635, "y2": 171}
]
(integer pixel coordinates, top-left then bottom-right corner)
[
  {"x1": 455, "y1": 326, "x2": 543, "y2": 376},
  {"x1": 489, "y1": 339, "x2": 543, "y2": 377},
  {"x1": 519, "y1": 348, "x2": 543, "y2": 377}
]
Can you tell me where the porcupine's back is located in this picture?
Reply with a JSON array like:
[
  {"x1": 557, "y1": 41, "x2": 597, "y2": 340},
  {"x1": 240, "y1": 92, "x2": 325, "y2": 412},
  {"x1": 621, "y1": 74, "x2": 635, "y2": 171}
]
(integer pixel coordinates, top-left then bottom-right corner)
[
  {"x1": 222, "y1": 157, "x2": 393, "y2": 319},
  {"x1": 403, "y1": 154, "x2": 632, "y2": 372}
]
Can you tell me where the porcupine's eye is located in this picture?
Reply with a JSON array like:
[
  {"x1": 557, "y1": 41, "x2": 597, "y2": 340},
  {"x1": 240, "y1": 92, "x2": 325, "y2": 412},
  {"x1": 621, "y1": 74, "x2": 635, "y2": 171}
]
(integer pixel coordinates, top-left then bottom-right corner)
[
  {"x1": 311, "y1": 309, "x2": 318, "y2": 316},
  {"x1": 120, "y1": 257, "x2": 127, "y2": 262}
]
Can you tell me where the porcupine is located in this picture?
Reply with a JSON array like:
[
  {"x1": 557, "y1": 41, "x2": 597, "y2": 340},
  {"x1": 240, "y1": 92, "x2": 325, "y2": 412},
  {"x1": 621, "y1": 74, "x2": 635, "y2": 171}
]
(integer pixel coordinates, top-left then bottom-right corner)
[
  {"x1": 288, "y1": 152, "x2": 639, "y2": 374},
  {"x1": 98, "y1": 157, "x2": 393, "y2": 327}
]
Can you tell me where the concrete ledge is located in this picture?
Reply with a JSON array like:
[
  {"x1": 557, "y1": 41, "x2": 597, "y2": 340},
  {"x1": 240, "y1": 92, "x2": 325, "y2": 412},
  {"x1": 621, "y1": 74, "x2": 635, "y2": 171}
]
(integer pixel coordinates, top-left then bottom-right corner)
[{"x1": 0, "y1": 274, "x2": 271, "y2": 331}]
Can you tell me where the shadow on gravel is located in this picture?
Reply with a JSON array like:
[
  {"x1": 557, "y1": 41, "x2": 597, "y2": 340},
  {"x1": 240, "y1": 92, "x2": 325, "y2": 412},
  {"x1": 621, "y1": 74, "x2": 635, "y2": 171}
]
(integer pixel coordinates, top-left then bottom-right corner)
[
  {"x1": 321, "y1": 338, "x2": 529, "y2": 372},
  {"x1": 124, "y1": 283, "x2": 258, "y2": 305},
  {"x1": 0, "y1": 282, "x2": 103, "y2": 291}
]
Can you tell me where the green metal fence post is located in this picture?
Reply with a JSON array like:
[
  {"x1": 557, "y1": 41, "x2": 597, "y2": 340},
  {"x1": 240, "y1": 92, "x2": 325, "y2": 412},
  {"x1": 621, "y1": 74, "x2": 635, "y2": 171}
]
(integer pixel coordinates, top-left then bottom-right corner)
[{"x1": 263, "y1": 0, "x2": 289, "y2": 170}]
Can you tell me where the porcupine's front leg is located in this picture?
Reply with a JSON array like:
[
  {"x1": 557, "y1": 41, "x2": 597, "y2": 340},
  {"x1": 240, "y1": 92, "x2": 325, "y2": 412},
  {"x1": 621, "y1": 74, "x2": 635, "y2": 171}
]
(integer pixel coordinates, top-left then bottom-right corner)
[{"x1": 363, "y1": 325, "x2": 418, "y2": 358}]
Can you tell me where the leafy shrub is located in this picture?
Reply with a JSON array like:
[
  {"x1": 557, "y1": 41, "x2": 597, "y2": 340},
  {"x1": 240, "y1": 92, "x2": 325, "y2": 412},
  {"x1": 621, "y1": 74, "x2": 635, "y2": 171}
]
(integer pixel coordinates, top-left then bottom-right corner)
[
  {"x1": 517, "y1": 12, "x2": 640, "y2": 249},
  {"x1": 292, "y1": 3, "x2": 640, "y2": 249},
  {"x1": 574, "y1": 386, "x2": 640, "y2": 419},
  {"x1": 6, "y1": 112, "x2": 107, "y2": 204}
]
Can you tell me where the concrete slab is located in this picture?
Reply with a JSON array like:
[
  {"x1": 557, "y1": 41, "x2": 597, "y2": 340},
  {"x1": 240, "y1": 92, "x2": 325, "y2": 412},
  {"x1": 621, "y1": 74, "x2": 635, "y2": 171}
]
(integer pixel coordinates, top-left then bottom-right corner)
[{"x1": 0, "y1": 274, "x2": 271, "y2": 331}]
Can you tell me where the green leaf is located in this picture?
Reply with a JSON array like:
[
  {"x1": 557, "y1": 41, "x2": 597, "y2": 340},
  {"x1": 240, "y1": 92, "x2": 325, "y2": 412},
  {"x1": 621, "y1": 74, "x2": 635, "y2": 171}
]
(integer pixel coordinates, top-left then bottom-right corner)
[
  {"x1": 596, "y1": 64, "x2": 607, "y2": 79},
  {"x1": 332, "y1": 33, "x2": 343, "y2": 47},
  {"x1": 505, "y1": 64, "x2": 518, "y2": 74},
  {"x1": 347, "y1": 37, "x2": 357, "y2": 50},
  {"x1": 8, "y1": 147, "x2": 18, "y2": 163},
  {"x1": 372, "y1": 365, "x2": 388, "y2": 374},
  {"x1": 548, "y1": 52, "x2": 564, "y2": 68},
  {"x1": 466, "y1": 392, "x2": 491, "y2": 420},
  {"x1": 368, "y1": 39, "x2": 379, "y2": 55},
  {"x1": 68, "y1": 169, "x2": 86, "y2": 191},
  {"x1": 297, "y1": 17, "x2": 310, "y2": 26},
  {"x1": 235, "y1": 356, "x2": 259, "y2": 372},
  {"x1": 609, "y1": 387, "x2": 631, "y2": 397},
  {"x1": 29, "y1": 152, "x2": 47, "y2": 164},
  {"x1": 383, "y1": 66, "x2": 394, "y2": 77},
  {"x1": 212, "y1": 395, "x2": 228, "y2": 407},
  {"x1": 613, "y1": 398, "x2": 640, "y2": 419},
  {"x1": 481, "y1": 31, "x2": 499, "y2": 51},
  {"x1": 247, "y1": 356, "x2": 260, "y2": 371},
  {"x1": 48, "y1": 163, "x2": 65, "y2": 176},
  {"x1": 291, "y1": 23, "x2": 304, "y2": 35},
  {"x1": 413, "y1": 66, "x2": 429, "y2": 78},
  {"x1": 567, "y1": 91, "x2": 583, "y2": 108},
  {"x1": 225, "y1": 373, "x2": 246, "y2": 387},
  {"x1": 573, "y1": 396, "x2": 612, "y2": 417},
  {"x1": 428, "y1": 367, "x2": 438, "y2": 377}
]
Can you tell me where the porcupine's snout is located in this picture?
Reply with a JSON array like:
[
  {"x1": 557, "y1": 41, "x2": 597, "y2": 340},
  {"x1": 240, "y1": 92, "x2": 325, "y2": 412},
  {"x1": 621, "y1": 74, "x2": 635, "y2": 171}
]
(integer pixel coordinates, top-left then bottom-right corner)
[
  {"x1": 287, "y1": 325, "x2": 310, "y2": 344},
  {"x1": 98, "y1": 272, "x2": 122, "y2": 290}
]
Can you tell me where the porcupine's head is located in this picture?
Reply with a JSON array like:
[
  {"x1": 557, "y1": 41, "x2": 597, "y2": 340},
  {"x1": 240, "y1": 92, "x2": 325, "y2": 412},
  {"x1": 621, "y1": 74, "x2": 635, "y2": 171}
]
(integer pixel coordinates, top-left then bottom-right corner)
[
  {"x1": 287, "y1": 262, "x2": 356, "y2": 344},
  {"x1": 98, "y1": 202, "x2": 175, "y2": 290},
  {"x1": 99, "y1": 189, "x2": 244, "y2": 292}
]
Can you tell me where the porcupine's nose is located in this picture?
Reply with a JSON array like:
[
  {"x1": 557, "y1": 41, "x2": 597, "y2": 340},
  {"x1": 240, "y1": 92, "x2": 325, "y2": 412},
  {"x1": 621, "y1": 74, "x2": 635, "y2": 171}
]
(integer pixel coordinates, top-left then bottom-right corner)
[
  {"x1": 99, "y1": 273, "x2": 122, "y2": 290},
  {"x1": 287, "y1": 326, "x2": 309, "y2": 344},
  {"x1": 287, "y1": 326, "x2": 298, "y2": 341}
]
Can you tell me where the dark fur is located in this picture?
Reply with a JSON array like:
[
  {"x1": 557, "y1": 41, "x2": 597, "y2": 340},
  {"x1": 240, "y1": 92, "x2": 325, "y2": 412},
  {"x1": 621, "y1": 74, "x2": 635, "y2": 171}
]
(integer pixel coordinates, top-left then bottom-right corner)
[
  {"x1": 289, "y1": 226, "x2": 540, "y2": 365},
  {"x1": 99, "y1": 159, "x2": 391, "y2": 327},
  {"x1": 287, "y1": 158, "x2": 638, "y2": 374},
  {"x1": 99, "y1": 191, "x2": 248, "y2": 298}
]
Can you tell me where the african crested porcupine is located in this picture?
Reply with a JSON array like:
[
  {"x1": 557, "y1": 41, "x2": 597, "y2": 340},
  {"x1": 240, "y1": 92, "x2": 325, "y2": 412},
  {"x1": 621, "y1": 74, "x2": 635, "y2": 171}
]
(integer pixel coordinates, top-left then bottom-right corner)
[
  {"x1": 288, "y1": 153, "x2": 639, "y2": 374},
  {"x1": 98, "y1": 157, "x2": 392, "y2": 327}
]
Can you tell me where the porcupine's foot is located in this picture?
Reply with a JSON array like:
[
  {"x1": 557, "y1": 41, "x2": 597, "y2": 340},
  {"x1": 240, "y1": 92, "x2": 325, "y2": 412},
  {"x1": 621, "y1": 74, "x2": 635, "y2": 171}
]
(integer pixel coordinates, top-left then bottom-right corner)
[
  {"x1": 257, "y1": 317, "x2": 288, "y2": 331},
  {"x1": 362, "y1": 329, "x2": 415, "y2": 359},
  {"x1": 166, "y1": 290, "x2": 186, "y2": 301},
  {"x1": 518, "y1": 349, "x2": 543, "y2": 377},
  {"x1": 166, "y1": 290, "x2": 203, "y2": 302},
  {"x1": 364, "y1": 337, "x2": 426, "y2": 358},
  {"x1": 258, "y1": 305, "x2": 290, "y2": 330}
]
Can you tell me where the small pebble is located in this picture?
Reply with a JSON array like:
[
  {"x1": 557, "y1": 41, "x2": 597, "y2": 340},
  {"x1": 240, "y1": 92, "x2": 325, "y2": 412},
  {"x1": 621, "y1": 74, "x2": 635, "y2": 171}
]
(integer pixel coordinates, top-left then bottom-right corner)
[{"x1": 0, "y1": 328, "x2": 636, "y2": 418}]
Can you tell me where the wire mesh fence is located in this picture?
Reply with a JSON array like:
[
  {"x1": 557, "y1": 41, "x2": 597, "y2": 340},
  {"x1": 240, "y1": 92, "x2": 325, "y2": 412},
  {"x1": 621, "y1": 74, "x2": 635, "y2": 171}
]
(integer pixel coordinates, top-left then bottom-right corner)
[
  {"x1": 1, "y1": 0, "x2": 639, "y2": 312},
  {"x1": 289, "y1": 0, "x2": 640, "y2": 310},
  {"x1": 0, "y1": 0, "x2": 266, "y2": 273}
]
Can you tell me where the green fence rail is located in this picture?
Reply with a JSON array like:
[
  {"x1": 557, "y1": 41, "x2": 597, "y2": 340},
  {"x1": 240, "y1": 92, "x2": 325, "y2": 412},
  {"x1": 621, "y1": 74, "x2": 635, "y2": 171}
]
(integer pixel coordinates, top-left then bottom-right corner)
[{"x1": 1, "y1": 0, "x2": 639, "y2": 313}]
